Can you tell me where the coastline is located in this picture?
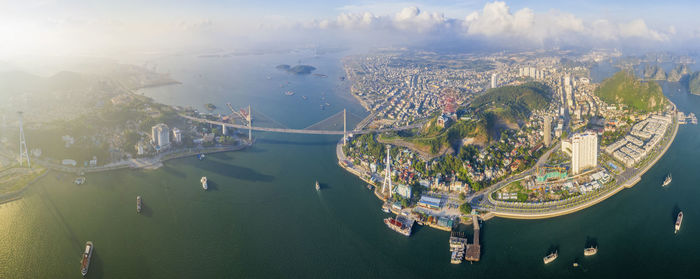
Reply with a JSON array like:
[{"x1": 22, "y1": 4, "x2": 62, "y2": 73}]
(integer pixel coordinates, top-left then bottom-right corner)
[
  {"x1": 336, "y1": 102, "x2": 681, "y2": 221},
  {"x1": 486, "y1": 103, "x2": 680, "y2": 219}
]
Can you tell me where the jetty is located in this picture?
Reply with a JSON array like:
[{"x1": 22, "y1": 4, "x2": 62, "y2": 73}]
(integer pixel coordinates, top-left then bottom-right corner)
[{"x1": 465, "y1": 214, "x2": 481, "y2": 262}]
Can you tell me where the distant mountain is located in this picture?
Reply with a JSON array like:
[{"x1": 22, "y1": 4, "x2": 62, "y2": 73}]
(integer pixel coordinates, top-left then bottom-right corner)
[
  {"x1": 689, "y1": 72, "x2": 700, "y2": 95},
  {"x1": 596, "y1": 70, "x2": 665, "y2": 112},
  {"x1": 643, "y1": 64, "x2": 666, "y2": 80},
  {"x1": 667, "y1": 64, "x2": 690, "y2": 82}
]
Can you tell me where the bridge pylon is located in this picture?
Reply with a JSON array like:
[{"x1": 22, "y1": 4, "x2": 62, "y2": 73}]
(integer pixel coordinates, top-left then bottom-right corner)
[{"x1": 248, "y1": 105, "x2": 252, "y2": 142}]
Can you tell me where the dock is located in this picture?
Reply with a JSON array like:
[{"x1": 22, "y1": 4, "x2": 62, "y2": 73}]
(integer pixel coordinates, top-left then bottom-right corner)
[{"x1": 465, "y1": 214, "x2": 481, "y2": 262}]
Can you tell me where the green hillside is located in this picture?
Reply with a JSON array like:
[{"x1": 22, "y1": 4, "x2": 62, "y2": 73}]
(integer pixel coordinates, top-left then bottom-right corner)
[
  {"x1": 470, "y1": 82, "x2": 553, "y2": 122},
  {"x1": 595, "y1": 71, "x2": 665, "y2": 113}
]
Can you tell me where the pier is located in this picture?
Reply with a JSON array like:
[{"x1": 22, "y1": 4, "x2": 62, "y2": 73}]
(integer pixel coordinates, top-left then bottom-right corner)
[{"x1": 465, "y1": 214, "x2": 481, "y2": 262}]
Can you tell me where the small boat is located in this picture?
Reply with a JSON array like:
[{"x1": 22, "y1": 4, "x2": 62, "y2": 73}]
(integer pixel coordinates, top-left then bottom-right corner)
[
  {"x1": 80, "y1": 241, "x2": 93, "y2": 276},
  {"x1": 197, "y1": 154, "x2": 206, "y2": 160},
  {"x1": 543, "y1": 250, "x2": 558, "y2": 264},
  {"x1": 201, "y1": 177, "x2": 208, "y2": 190},
  {"x1": 381, "y1": 204, "x2": 391, "y2": 213},
  {"x1": 584, "y1": 246, "x2": 597, "y2": 256},
  {"x1": 366, "y1": 184, "x2": 374, "y2": 191},
  {"x1": 315, "y1": 181, "x2": 320, "y2": 191},
  {"x1": 302, "y1": 95, "x2": 308, "y2": 100},
  {"x1": 662, "y1": 173, "x2": 672, "y2": 187},
  {"x1": 74, "y1": 177, "x2": 86, "y2": 185},
  {"x1": 675, "y1": 211, "x2": 683, "y2": 234},
  {"x1": 572, "y1": 261, "x2": 579, "y2": 267},
  {"x1": 285, "y1": 91, "x2": 295, "y2": 96},
  {"x1": 136, "y1": 196, "x2": 142, "y2": 214}
]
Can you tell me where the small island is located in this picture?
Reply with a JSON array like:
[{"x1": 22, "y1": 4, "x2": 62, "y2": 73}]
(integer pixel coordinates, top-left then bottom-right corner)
[{"x1": 275, "y1": 64, "x2": 317, "y2": 75}]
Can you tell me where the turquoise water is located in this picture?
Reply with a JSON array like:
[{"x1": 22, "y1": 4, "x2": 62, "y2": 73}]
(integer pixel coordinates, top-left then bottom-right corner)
[{"x1": 1, "y1": 53, "x2": 700, "y2": 278}]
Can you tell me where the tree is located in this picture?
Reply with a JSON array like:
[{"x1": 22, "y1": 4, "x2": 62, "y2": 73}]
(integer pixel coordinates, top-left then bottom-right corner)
[
  {"x1": 459, "y1": 202, "x2": 472, "y2": 215},
  {"x1": 458, "y1": 192, "x2": 466, "y2": 201}
]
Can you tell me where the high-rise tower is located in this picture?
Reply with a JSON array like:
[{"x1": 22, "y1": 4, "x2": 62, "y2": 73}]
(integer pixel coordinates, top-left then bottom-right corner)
[
  {"x1": 18, "y1": 112, "x2": 30, "y2": 168},
  {"x1": 381, "y1": 145, "x2": 392, "y2": 197}
]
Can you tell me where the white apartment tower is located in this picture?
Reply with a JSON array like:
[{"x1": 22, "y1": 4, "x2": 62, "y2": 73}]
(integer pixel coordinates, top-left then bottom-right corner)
[
  {"x1": 490, "y1": 73, "x2": 498, "y2": 89},
  {"x1": 151, "y1": 123, "x2": 170, "y2": 149},
  {"x1": 543, "y1": 116, "x2": 552, "y2": 146},
  {"x1": 570, "y1": 131, "x2": 598, "y2": 175}
]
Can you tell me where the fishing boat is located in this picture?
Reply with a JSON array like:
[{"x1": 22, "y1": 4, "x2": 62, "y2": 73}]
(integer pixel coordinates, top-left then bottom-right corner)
[
  {"x1": 543, "y1": 250, "x2": 558, "y2": 264},
  {"x1": 584, "y1": 246, "x2": 597, "y2": 256},
  {"x1": 80, "y1": 241, "x2": 93, "y2": 276},
  {"x1": 675, "y1": 211, "x2": 683, "y2": 234},
  {"x1": 315, "y1": 181, "x2": 320, "y2": 191},
  {"x1": 662, "y1": 173, "x2": 672, "y2": 187}
]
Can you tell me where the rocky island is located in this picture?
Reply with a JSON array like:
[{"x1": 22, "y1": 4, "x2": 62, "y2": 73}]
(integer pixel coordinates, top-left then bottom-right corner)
[{"x1": 276, "y1": 64, "x2": 317, "y2": 75}]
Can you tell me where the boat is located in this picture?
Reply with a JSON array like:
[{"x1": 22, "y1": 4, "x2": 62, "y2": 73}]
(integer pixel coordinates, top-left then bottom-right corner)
[
  {"x1": 136, "y1": 196, "x2": 142, "y2": 214},
  {"x1": 74, "y1": 177, "x2": 86, "y2": 185},
  {"x1": 80, "y1": 241, "x2": 93, "y2": 276},
  {"x1": 285, "y1": 91, "x2": 295, "y2": 96},
  {"x1": 315, "y1": 181, "x2": 320, "y2": 191},
  {"x1": 197, "y1": 153, "x2": 205, "y2": 160},
  {"x1": 381, "y1": 203, "x2": 391, "y2": 213},
  {"x1": 383, "y1": 216, "x2": 413, "y2": 236},
  {"x1": 675, "y1": 211, "x2": 683, "y2": 234},
  {"x1": 584, "y1": 246, "x2": 597, "y2": 256},
  {"x1": 662, "y1": 173, "x2": 672, "y2": 187},
  {"x1": 572, "y1": 261, "x2": 579, "y2": 267},
  {"x1": 366, "y1": 184, "x2": 374, "y2": 191},
  {"x1": 543, "y1": 251, "x2": 558, "y2": 264},
  {"x1": 201, "y1": 177, "x2": 208, "y2": 190},
  {"x1": 302, "y1": 95, "x2": 308, "y2": 100}
]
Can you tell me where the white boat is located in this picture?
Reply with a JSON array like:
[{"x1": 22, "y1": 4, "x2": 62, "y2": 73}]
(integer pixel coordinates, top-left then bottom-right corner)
[
  {"x1": 584, "y1": 246, "x2": 597, "y2": 256},
  {"x1": 543, "y1": 251, "x2": 558, "y2": 264},
  {"x1": 315, "y1": 181, "x2": 320, "y2": 191},
  {"x1": 80, "y1": 241, "x2": 93, "y2": 276},
  {"x1": 201, "y1": 177, "x2": 208, "y2": 190},
  {"x1": 662, "y1": 173, "x2": 672, "y2": 187},
  {"x1": 675, "y1": 211, "x2": 683, "y2": 234},
  {"x1": 136, "y1": 196, "x2": 142, "y2": 214}
]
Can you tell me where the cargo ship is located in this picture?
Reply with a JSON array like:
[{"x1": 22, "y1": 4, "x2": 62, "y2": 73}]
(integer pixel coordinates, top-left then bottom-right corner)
[
  {"x1": 543, "y1": 250, "x2": 558, "y2": 264},
  {"x1": 80, "y1": 241, "x2": 93, "y2": 276},
  {"x1": 383, "y1": 216, "x2": 413, "y2": 237},
  {"x1": 201, "y1": 177, "x2": 208, "y2": 190},
  {"x1": 315, "y1": 181, "x2": 320, "y2": 191},
  {"x1": 662, "y1": 173, "x2": 672, "y2": 187},
  {"x1": 136, "y1": 196, "x2": 142, "y2": 214},
  {"x1": 675, "y1": 211, "x2": 683, "y2": 234},
  {"x1": 584, "y1": 246, "x2": 597, "y2": 256}
]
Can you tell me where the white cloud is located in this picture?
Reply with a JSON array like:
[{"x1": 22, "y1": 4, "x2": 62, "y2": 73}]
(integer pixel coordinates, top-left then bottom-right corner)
[
  {"x1": 392, "y1": 7, "x2": 447, "y2": 32},
  {"x1": 461, "y1": 1, "x2": 669, "y2": 45}
]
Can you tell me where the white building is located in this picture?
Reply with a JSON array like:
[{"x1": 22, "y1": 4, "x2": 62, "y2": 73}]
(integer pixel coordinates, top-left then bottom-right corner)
[
  {"x1": 396, "y1": 184, "x2": 412, "y2": 199},
  {"x1": 151, "y1": 123, "x2": 170, "y2": 149},
  {"x1": 172, "y1": 128, "x2": 182, "y2": 143},
  {"x1": 566, "y1": 131, "x2": 598, "y2": 175},
  {"x1": 543, "y1": 116, "x2": 552, "y2": 146},
  {"x1": 490, "y1": 73, "x2": 498, "y2": 89}
]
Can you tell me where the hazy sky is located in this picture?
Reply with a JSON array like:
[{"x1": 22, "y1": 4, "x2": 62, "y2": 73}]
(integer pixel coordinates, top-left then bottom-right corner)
[{"x1": 1, "y1": 0, "x2": 698, "y2": 59}]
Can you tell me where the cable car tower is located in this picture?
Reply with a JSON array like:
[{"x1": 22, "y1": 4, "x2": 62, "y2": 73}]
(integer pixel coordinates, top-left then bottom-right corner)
[{"x1": 18, "y1": 111, "x2": 30, "y2": 168}]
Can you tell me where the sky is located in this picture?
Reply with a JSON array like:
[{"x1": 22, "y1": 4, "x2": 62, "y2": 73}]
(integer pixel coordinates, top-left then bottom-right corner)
[{"x1": 1, "y1": 0, "x2": 699, "y2": 59}]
